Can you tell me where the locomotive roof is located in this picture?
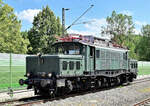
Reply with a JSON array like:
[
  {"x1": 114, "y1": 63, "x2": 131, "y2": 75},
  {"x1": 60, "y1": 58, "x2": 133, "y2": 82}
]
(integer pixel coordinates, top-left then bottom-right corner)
[
  {"x1": 54, "y1": 41, "x2": 129, "y2": 53},
  {"x1": 27, "y1": 54, "x2": 83, "y2": 59},
  {"x1": 79, "y1": 41, "x2": 128, "y2": 52},
  {"x1": 129, "y1": 59, "x2": 138, "y2": 62}
]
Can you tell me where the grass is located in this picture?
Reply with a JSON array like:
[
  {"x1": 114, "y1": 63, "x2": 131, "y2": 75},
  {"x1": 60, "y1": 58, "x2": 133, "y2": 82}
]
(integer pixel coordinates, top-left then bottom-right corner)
[
  {"x1": 138, "y1": 66, "x2": 150, "y2": 75},
  {"x1": 0, "y1": 65, "x2": 149, "y2": 91},
  {"x1": 0, "y1": 66, "x2": 26, "y2": 91}
]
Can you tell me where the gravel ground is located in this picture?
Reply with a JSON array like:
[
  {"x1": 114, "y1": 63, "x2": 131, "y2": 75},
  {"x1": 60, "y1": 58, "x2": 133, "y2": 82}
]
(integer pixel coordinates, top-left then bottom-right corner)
[{"x1": 34, "y1": 76, "x2": 150, "y2": 106}]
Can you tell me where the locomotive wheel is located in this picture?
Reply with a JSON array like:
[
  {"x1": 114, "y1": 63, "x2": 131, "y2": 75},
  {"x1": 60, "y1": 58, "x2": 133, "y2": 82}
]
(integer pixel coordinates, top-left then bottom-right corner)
[
  {"x1": 102, "y1": 78, "x2": 107, "y2": 87},
  {"x1": 49, "y1": 90, "x2": 56, "y2": 98},
  {"x1": 56, "y1": 87, "x2": 66, "y2": 96},
  {"x1": 128, "y1": 76, "x2": 133, "y2": 82},
  {"x1": 117, "y1": 77, "x2": 121, "y2": 85},
  {"x1": 97, "y1": 80, "x2": 102, "y2": 88},
  {"x1": 107, "y1": 78, "x2": 111, "y2": 87},
  {"x1": 55, "y1": 87, "x2": 61, "y2": 96},
  {"x1": 34, "y1": 87, "x2": 39, "y2": 95}
]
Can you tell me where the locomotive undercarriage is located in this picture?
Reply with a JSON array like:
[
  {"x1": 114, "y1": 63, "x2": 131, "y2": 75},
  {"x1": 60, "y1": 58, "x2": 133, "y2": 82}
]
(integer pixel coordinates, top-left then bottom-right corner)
[{"x1": 20, "y1": 71, "x2": 136, "y2": 96}]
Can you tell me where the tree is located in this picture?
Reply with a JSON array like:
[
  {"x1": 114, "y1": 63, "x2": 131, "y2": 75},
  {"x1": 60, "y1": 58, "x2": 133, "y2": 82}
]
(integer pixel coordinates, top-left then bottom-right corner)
[
  {"x1": 21, "y1": 31, "x2": 28, "y2": 39},
  {"x1": 101, "y1": 11, "x2": 134, "y2": 44},
  {"x1": 56, "y1": 17, "x2": 62, "y2": 36},
  {"x1": 21, "y1": 31, "x2": 32, "y2": 52},
  {"x1": 124, "y1": 34, "x2": 141, "y2": 59},
  {"x1": 136, "y1": 25, "x2": 150, "y2": 61},
  {"x1": 101, "y1": 11, "x2": 139, "y2": 59},
  {"x1": 28, "y1": 6, "x2": 62, "y2": 54},
  {"x1": 0, "y1": 1, "x2": 29, "y2": 53},
  {"x1": 141, "y1": 24, "x2": 150, "y2": 37}
]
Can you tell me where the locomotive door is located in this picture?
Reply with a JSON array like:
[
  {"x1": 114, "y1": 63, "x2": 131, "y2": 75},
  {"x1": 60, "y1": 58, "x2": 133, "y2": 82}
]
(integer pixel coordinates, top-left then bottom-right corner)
[{"x1": 89, "y1": 46, "x2": 95, "y2": 72}]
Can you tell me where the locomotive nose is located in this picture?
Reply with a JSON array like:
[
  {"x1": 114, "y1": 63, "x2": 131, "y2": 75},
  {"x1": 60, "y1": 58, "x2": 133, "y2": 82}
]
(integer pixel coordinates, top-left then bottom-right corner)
[{"x1": 19, "y1": 79, "x2": 24, "y2": 85}]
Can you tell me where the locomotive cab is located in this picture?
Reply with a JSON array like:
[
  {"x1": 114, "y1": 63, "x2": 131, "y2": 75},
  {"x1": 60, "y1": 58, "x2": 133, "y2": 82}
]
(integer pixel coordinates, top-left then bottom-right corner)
[{"x1": 25, "y1": 42, "x2": 85, "y2": 78}]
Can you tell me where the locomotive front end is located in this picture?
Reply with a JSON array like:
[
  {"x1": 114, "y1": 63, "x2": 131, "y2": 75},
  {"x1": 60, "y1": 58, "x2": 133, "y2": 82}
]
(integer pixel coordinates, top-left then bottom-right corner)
[
  {"x1": 19, "y1": 41, "x2": 84, "y2": 95},
  {"x1": 19, "y1": 55, "x2": 61, "y2": 95}
]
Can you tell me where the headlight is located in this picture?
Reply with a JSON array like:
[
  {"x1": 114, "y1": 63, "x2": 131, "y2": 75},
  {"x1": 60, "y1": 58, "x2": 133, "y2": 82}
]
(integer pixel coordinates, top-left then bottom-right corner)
[
  {"x1": 27, "y1": 73, "x2": 30, "y2": 77},
  {"x1": 48, "y1": 73, "x2": 52, "y2": 77}
]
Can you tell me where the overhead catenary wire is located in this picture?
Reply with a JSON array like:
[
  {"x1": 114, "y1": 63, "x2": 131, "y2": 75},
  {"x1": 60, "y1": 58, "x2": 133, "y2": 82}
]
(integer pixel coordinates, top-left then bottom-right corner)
[{"x1": 65, "y1": 5, "x2": 94, "y2": 31}]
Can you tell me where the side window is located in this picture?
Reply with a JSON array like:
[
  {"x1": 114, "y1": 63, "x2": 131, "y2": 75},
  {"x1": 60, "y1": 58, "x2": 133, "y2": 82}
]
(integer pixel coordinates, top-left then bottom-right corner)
[
  {"x1": 136, "y1": 63, "x2": 138, "y2": 68},
  {"x1": 82, "y1": 47, "x2": 85, "y2": 54},
  {"x1": 123, "y1": 52, "x2": 127, "y2": 60},
  {"x1": 96, "y1": 50, "x2": 100, "y2": 58},
  {"x1": 76, "y1": 61, "x2": 80, "y2": 70},
  {"x1": 69, "y1": 61, "x2": 74, "y2": 70},
  {"x1": 63, "y1": 61, "x2": 67, "y2": 70},
  {"x1": 131, "y1": 63, "x2": 133, "y2": 68},
  {"x1": 132, "y1": 63, "x2": 134, "y2": 68},
  {"x1": 134, "y1": 63, "x2": 136, "y2": 68},
  {"x1": 90, "y1": 47, "x2": 94, "y2": 56}
]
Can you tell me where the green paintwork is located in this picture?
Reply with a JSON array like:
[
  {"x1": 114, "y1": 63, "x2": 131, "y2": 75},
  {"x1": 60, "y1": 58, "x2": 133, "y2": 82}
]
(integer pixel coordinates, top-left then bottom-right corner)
[
  {"x1": 59, "y1": 55, "x2": 84, "y2": 76},
  {"x1": 26, "y1": 42, "x2": 130, "y2": 77},
  {"x1": 26, "y1": 55, "x2": 60, "y2": 75},
  {"x1": 95, "y1": 47, "x2": 128, "y2": 71},
  {"x1": 26, "y1": 55, "x2": 84, "y2": 76}
]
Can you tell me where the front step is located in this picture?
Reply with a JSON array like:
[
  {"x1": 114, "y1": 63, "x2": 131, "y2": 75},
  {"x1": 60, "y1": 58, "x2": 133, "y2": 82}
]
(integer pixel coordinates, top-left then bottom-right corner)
[
  {"x1": 91, "y1": 86, "x2": 95, "y2": 88},
  {"x1": 90, "y1": 81, "x2": 95, "y2": 88},
  {"x1": 91, "y1": 81, "x2": 95, "y2": 84}
]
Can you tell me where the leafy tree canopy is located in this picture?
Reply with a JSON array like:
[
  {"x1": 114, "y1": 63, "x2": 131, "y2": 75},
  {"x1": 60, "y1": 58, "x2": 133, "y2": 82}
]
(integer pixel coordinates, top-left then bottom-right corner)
[
  {"x1": 136, "y1": 25, "x2": 150, "y2": 61},
  {"x1": 101, "y1": 11, "x2": 139, "y2": 59},
  {"x1": 28, "y1": 5, "x2": 62, "y2": 54},
  {"x1": 101, "y1": 11, "x2": 134, "y2": 41},
  {"x1": 0, "y1": 1, "x2": 29, "y2": 53},
  {"x1": 141, "y1": 24, "x2": 150, "y2": 37}
]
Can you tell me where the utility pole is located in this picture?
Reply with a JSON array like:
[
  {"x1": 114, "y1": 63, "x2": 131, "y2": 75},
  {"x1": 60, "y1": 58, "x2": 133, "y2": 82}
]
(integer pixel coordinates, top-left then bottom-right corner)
[
  {"x1": 62, "y1": 8, "x2": 69, "y2": 37},
  {"x1": 62, "y1": 5, "x2": 94, "y2": 36},
  {"x1": 62, "y1": 8, "x2": 65, "y2": 37}
]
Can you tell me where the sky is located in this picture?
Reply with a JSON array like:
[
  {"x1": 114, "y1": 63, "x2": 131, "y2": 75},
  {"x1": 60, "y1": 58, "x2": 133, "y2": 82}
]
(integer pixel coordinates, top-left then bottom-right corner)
[{"x1": 3, "y1": 0, "x2": 150, "y2": 37}]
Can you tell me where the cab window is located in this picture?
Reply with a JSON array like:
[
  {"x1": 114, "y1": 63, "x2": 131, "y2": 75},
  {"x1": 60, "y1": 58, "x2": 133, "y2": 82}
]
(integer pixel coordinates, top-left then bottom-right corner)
[{"x1": 54, "y1": 42, "x2": 83, "y2": 55}]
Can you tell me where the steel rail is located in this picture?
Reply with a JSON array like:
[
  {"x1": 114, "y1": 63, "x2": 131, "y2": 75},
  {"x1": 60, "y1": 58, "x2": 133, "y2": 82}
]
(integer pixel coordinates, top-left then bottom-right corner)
[{"x1": 134, "y1": 98, "x2": 150, "y2": 106}]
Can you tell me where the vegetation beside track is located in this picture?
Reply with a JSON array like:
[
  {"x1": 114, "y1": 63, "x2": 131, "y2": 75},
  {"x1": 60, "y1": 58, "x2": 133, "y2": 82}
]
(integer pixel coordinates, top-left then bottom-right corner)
[{"x1": 0, "y1": 66, "x2": 26, "y2": 91}]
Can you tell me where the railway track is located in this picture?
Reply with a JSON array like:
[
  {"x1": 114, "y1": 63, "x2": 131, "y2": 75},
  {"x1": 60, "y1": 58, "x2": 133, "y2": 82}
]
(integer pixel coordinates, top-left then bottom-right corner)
[
  {"x1": 1, "y1": 77, "x2": 150, "y2": 106},
  {"x1": 134, "y1": 98, "x2": 150, "y2": 106},
  {"x1": 131, "y1": 77, "x2": 150, "y2": 84}
]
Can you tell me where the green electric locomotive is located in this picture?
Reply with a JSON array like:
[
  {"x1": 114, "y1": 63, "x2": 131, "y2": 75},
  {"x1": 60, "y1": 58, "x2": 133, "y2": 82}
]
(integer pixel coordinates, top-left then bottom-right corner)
[{"x1": 19, "y1": 34, "x2": 138, "y2": 96}]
